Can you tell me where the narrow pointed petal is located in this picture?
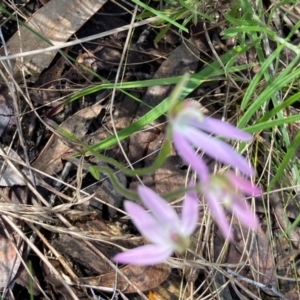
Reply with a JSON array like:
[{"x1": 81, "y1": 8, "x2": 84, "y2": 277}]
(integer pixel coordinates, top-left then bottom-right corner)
[
  {"x1": 231, "y1": 199, "x2": 259, "y2": 229},
  {"x1": 181, "y1": 189, "x2": 198, "y2": 235},
  {"x1": 113, "y1": 245, "x2": 173, "y2": 266},
  {"x1": 205, "y1": 192, "x2": 232, "y2": 240},
  {"x1": 173, "y1": 130, "x2": 209, "y2": 182},
  {"x1": 227, "y1": 172, "x2": 262, "y2": 196},
  {"x1": 124, "y1": 201, "x2": 168, "y2": 245},
  {"x1": 182, "y1": 127, "x2": 253, "y2": 176},
  {"x1": 137, "y1": 186, "x2": 180, "y2": 225},
  {"x1": 187, "y1": 117, "x2": 252, "y2": 141}
]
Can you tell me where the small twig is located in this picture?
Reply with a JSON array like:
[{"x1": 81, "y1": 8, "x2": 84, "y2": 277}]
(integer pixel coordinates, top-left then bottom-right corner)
[
  {"x1": 2, "y1": 215, "x2": 79, "y2": 299},
  {"x1": 0, "y1": 17, "x2": 160, "y2": 62},
  {"x1": 49, "y1": 161, "x2": 73, "y2": 206},
  {"x1": 0, "y1": 27, "x2": 36, "y2": 188},
  {"x1": 109, "y1": 4, "x2": 144, "y2": 185},
  {"x1": 226, "y1": 268, "x2": 289, "y2": 300}
]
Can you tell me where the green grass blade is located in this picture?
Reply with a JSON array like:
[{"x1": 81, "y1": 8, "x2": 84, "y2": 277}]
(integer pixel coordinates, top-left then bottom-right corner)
[
  {"x1": 268, "y1": 131, "x2": 300, "y2": 190},
  {"x1": 131, "y1": 0, "x2": 188, "y2": 32},
  {"x1": 241, "y1": 45, "x2": 284, "y2": 109},
  {"x1": 245, "y1": 115, "x2": 300, "y2": 133},
  {"x1": 258, "y1": 91, "x2": 300, "y2": 123},
  {"x1": 238, "y1": 61, "x2": 300, "y2": 128}
]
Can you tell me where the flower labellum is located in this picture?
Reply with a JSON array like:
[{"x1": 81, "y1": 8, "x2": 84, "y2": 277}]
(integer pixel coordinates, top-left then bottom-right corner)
[
  {"x1": 113, "y1": 185, "x2": 198, "y2": 266},
  {"x1": 168, "y1": 100, "x2": 254, "y2": 181},
  {"x1": 202, "y1": 171, "x2": 261, "y2": 240}
]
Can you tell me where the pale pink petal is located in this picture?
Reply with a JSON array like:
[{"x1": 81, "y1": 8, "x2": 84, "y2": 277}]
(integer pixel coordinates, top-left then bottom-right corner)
[
  {"x1": 181, "y1": 189, "x2": 199, "y2": 235},
  {"x1": 137, "y1": 186, "x2": 180, "y2": 225},
  {"x1": 226, "y1": 172, "x2": 262, "y2": 196},
  {"x1": 173, "y1": 130, "x2": 209, "y2": 182},
  {"x1": 187, "y1": 117, "x2": 252, "y2": 141},
  {"x1": 231, "y1": 198, "x2": 259, "y2": 229},
  {"x1": 113, "y1": 244, "x2": 173, "y2": 266},
  {"x1": 182, "y1": 127, "x2": 254, "y2": 176},
  {"x1": 124, "y1": 201, "x2": 168, "y2": 245},
  {"x1": 205, "y1": 192, "x2": 232, "y2": 240}
]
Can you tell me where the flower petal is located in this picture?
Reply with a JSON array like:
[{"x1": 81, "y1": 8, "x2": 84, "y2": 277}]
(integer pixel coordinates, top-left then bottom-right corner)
[
  {"x1": 187, "y1": 117, "x2": 252, "y2": 141},
  {"x1": 181, "y1": 188, "x2": 199, "y2": 235},
  {"x1": 124, "y1": 201, "x2": 168, "y2": 245},
  {"x1": 205, "y1": 191, "x2": 232, "y2": 240},
  {"x1": 226, "y1": 172, "x2": 262, "y2": 196},
  {"x1": 113, "y1": 244, "x2": 173, "y2": 266},
  {"x1": 173, "y1": 130, "x2": 209, "y2": 182},
  {"x1": 137, "y1": 186, "x2": 180, "y2": 226},
  {"x1": 182, "y1": 127, "x2": 253, "y2": 176},
  {"x1": 231, "y1": 198, "x2": 259, "y2": 229}
]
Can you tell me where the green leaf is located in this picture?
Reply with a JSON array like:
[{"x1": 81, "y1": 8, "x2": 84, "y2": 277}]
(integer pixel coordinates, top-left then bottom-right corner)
[{"x1": 88, "y1": 166, "x2": 100, "y2": 180}]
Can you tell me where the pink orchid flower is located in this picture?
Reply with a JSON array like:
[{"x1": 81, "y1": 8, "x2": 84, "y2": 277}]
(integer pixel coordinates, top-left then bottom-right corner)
[
  {"x1": 202, "y1": 171, "x2": 261, "y2": 240},
  {"x1": 168, "y1": 100, "x2": 254, "y2": 181},
  {"x1": 113, "y1": 185, "x2": 198, "y2": 266}
]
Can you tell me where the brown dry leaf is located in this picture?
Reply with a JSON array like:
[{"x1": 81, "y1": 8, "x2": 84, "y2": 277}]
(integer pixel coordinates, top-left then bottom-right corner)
[
  {"x1": 214, "y1": 217, "x2": 277, "y2": 298},
  {"x1": 50, "y1": 219, "x2": 139, "y2": 275},
  {"x1": 144, "y1": 133, "x2": 187, "y2": 195},
  {"x1": 229, "y1": 217, "x2": 276, "y2": 296},
  {"x1": 285, "y1": 288, "x2": 300, "y2": 300},
  {"x1": 274, "y1": 231, "x2": 298, "y2": 295},
  {"x1": 29, "y1": 54, "x2": 68, "y2": 106},
  {"x1": 269, "y1": 190, "x2": 300, "y2": 249},
  {"x1": 43, "y1": 259, "x2": 87, "y2": 300},
  {"x1": 83, "y1": 93, "x2": 141, "y2": 161},
  {"x1": 32, "y1": 103, "x2": 104, "y2": 175},
  {"x1": 0, "y1": 235, "x2": 23, "y2": 288},
  {"x1": 51, "y1": 234, "x2": 113, "y2": 275},
  {"x1": 1, "y1": 0, "x2": 107, "y2": 81},
  {"x1": 14, "y1": 265, "x2": 41, "y2": 296},
  {"x1": 143, "y1": 273, "x2": 184, "y2": 300},
  {"x1": 50, "y1": 219, "x2": 170, "y2": 294},
  {"x1": 80, "y1": 263, "x2": 170, "y2": 294}
]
